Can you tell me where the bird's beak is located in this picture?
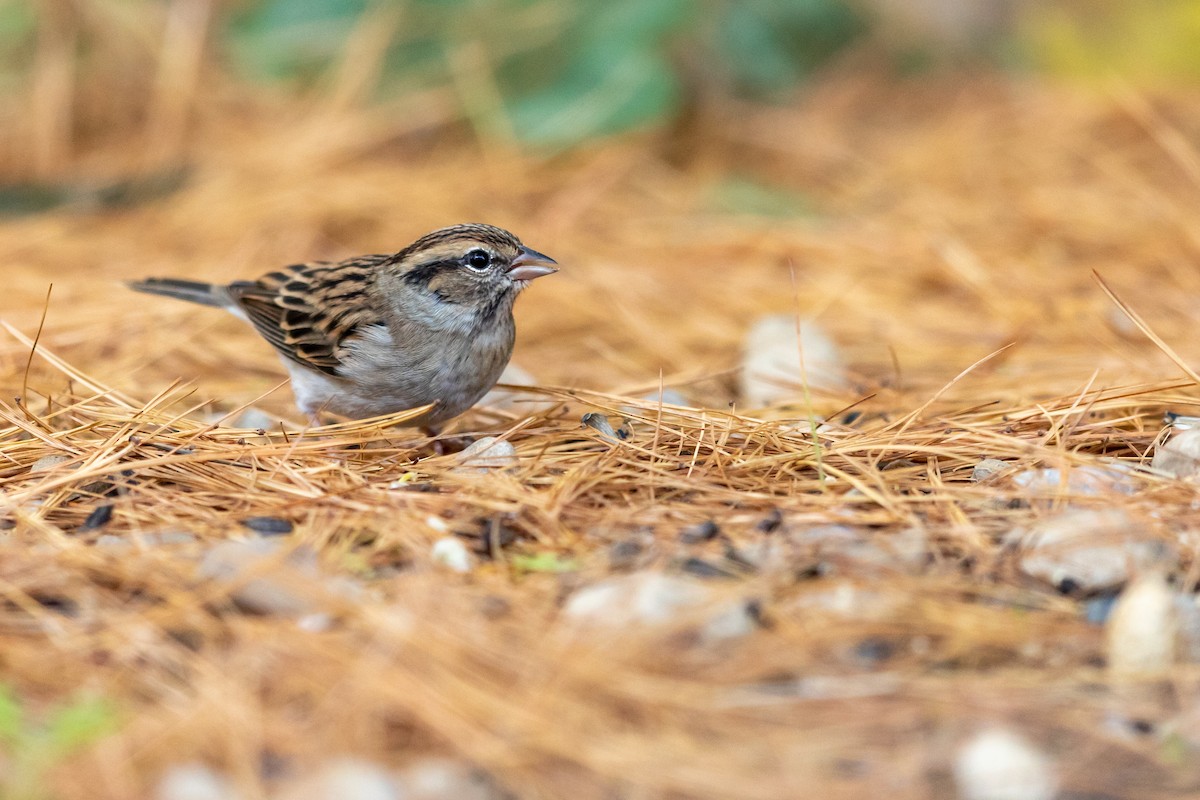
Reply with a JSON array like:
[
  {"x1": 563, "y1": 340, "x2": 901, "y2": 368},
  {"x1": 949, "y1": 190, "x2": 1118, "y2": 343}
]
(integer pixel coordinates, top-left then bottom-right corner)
[{"x1": 506, "y1": 246, "x2": 558, "y2": 282}]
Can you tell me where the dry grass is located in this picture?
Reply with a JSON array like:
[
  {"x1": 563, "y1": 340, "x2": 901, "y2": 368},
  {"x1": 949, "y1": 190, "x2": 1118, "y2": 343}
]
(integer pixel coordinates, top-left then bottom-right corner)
[{"x1": 5, "y1": 11, "x2": 1200, "y2": 796}]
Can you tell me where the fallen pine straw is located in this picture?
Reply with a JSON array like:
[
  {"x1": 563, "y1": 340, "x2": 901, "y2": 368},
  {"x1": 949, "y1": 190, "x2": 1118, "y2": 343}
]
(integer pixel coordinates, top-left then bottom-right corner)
[{"x1": 5, "y1": 65, "x2": 1200, "y2": 797}]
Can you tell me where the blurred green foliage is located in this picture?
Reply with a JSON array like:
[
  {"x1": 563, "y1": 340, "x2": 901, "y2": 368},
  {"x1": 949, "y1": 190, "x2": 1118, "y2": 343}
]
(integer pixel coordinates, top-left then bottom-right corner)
[
  {"x1": 227, "y1": 0, "x2": 866, "y2": 146},
  {"x1": 0, "y1": 685, "x2": 121, "y2": 800}
]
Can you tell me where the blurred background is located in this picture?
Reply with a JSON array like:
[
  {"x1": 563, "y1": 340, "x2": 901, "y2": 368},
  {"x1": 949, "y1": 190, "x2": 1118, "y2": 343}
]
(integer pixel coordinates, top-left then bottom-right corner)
[{"x1": 2, "y1": 0, "x2": 1200, "y2": 414}]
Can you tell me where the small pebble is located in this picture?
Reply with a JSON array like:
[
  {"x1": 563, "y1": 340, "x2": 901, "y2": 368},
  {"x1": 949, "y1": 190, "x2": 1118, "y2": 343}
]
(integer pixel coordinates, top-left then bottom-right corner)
[
  {"x1": 454, "y1": 437, "x2": 518, "y2": 472},
  {"x1": 562, "y1": 571, "x2": 755, "y2": 644},
  {"x1": 30, "y1": 454, "x2": 70, "y2": 473},
  {"x1": 398, "y1": 758, "x2": 502, "y2": 800},
  {"x1": 1017, "y1": 509, "x2": 1167, "y2": 592},
  {"x1": 155, "y1": 763, "x2": 241, "y2": 800},
  {"x1": 740, "y1": 315, "x2": 847, "y2": 408},
  {"x1": 431, "y1": 537, "x2": 474, "y2": 573},
  {"x1": 1107, "y1": 572, "x2": 1177, "y2": 679},
  {"x1": 1011, "y1": 465, "x2": 1137, "y2": 497},
  {"x1": 277, "y1": 759, "x2": 399, "y2": 800},
  {"x1": 240, "y1": 516, "x2": 293, "y2": 536},
  {"x1": 198, "y1": 539, "x2": 320, "y2": 616},
  {"x1": 954, "y1": 727, "x2": 1058, "y2": 800},
  {"x1": 1152, "y1": 428, "x2": 1200, "y2": 479},
  {"x1": 971, "y1": 458, "x2": 1010, "y2": 482}
]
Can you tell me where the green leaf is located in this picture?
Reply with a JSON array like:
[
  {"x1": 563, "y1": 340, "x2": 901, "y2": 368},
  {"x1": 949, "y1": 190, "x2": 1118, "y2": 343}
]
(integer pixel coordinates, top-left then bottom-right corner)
[
  {"x1": 0, "y1": 684, "x2": 24, "y2": 741},
  {"x1": 226, "y1": 0, "x2": 369, "y2": 81},
  {"x1": 499, "y1": 0, "x2": 690, "y2": 145},
  {"x1": 43, "y1": 696, "x2": 118, "y2": 755},
  {"x1": 508, "y1": 49, "x2": 679, "y2": 145},
  {"x1": 511, "y1": 552, "x2": 580, "y2": 573},
  {"x1": 715, "y1": 0, "x2": 865, "y2": 97}
]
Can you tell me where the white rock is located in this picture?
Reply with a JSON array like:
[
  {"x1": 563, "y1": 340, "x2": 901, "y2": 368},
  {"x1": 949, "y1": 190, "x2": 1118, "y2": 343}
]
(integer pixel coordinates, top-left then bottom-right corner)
[
  {"x1": 277, "y1": 759, "x2": 400, "y2": 800},
  {"x1": 398, "y1": 758, "x2": 499, "y2": 800},
  {"x1": 1153, "y1": 428, "x2": 1200, "y2": 478},
  {"x1": 1018, "y1": 509, "x2": 1166, "y2": 592},
  {"x1": 562, "y1": 571, "x2": 754, "y2": 644},
  {"x1": 1107, "y1": 572, "x2": 1177, "y2": 679},
  {"x1": 198, "y1": 539, "x2": 321, "y2": 616},
  {"x1": 738, "y1": 525, "x2": 926, "y2": 575},
  {"x1": 155, "y1": 764, "x2": 241, "y2": 800},
  {"x1": 430, "y1": 537, "x2": 474, "y2": 573},
  {"x1": 1011, "y1": 465, "x2": 1136, "y2": 496},
  {"x1": 29, "y1": 454, "x2": 69, "y2": 473},
  {"x1": 954, "y1": 727, "x2": 1058, "y2": 800},
  {"x1": 740, "y1": 315, "x2": 847, "y2": 407},
  {"x1": 453, "y1": 437, "x2": 518, "y2": 472},
  {"x1": 972, "y1": 458, "x2": 1010, "y2": 482}
]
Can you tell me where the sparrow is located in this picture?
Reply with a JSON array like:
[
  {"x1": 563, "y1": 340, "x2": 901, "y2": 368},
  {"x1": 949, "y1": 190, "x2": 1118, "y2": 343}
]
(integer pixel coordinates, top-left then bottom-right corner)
[{"x1": 128, "y1": 223, "x2": 557, "y2": 428}]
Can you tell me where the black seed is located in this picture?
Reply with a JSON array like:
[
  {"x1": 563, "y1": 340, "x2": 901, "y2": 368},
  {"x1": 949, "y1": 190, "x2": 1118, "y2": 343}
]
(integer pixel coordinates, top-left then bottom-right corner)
[
  {"x1": 1056, "y1": 577, "x2": 1081, "y2": 595},
  {"x1": 854, "y1": 637, "x2": 895, "y2": 664},
  {"x1": 35, "y1": 595, "x2": 78, "y2": 616},
  {"x1": 581, "y1": 412, "x2": 620, "y2": 440},
  {"x1": 241, "y1": 517, "x2": 293, "y2": 536},
  {"x1": 679, "y1": 557, "x2": 738, "y2": 579},
  {"x1": 680, "y1": 520, "x2": 720, "y2": 544},
  {"x1": 756, "y1": 508, "x2": 783, "y2": 533},
  {"x1": 81, "y1": 504, "x2": 113, "y2": 530}
]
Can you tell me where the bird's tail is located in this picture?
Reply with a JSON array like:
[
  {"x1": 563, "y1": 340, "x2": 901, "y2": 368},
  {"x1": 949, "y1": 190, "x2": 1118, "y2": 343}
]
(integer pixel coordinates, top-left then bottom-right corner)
[{"x1": 126, "y1": 277, "x2": 228, "y2": 308}]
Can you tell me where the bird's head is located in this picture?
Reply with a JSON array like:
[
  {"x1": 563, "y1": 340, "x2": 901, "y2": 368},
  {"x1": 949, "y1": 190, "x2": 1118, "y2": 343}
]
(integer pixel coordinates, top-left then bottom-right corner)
[{"x1": 386, "y1": 223, "x2": 557, "y2": 327}]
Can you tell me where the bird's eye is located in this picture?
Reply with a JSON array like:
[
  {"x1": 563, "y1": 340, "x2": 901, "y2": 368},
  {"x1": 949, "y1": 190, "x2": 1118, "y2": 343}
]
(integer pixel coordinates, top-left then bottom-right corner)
[{"x1": 464, "y1": 249, "x2": 491, "y2": 271}]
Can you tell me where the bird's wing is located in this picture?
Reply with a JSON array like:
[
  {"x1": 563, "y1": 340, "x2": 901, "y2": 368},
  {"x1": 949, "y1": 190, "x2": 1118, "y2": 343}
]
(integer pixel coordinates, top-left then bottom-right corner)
[{"x1": 226, "y1": 254, "x2": 393, "y2": 375}]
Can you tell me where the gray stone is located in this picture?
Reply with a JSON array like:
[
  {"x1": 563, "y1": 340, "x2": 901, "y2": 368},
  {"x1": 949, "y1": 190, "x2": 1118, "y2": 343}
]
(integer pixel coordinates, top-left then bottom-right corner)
[
  {"x1": 1153, "y1": 428, "x2": 1200, "y2": 479},
  {"x1": 971, "y1": 458, "x2": 1010, "y2": 482},
  {"x1": 453, "y1": 437, "x2": 518, "y2": 472},
  {"x1": 155, "y1": 764, "x2": 241, "y2": 800},
  {"x1": 198, "y1": 539, "x2": 322, "y2": 616},
  {"x1": 562, "y1": 571, "x2": 755, "y2": 644},
  {"x1": 1018, "y1": 509, "x2": 1167, "y2": 592},
  {"x1": 278, "y1": 759, "x2": 400, "y2": 800},
  {"x1": 29, "y1": 454, "x2": 69, "y2": 473},
  {"x1": 1011, "y1": 465, "x2": 1137, "y2": 497},
  {"x1": 737, "y1": 525, "x2": 926, "y2": 575},
  {"x1": 740, "y1": 315, "x2": 847, "y2": 408},
  {"x1": 397, "y1": 758, "x2": 501, "y2": 800}
]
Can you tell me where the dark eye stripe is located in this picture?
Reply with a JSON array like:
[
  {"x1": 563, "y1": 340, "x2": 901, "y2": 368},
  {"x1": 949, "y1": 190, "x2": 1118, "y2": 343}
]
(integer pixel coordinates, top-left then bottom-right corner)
[{"x1": 402, "y1": 259, "x2": 461, "y2": 287}]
